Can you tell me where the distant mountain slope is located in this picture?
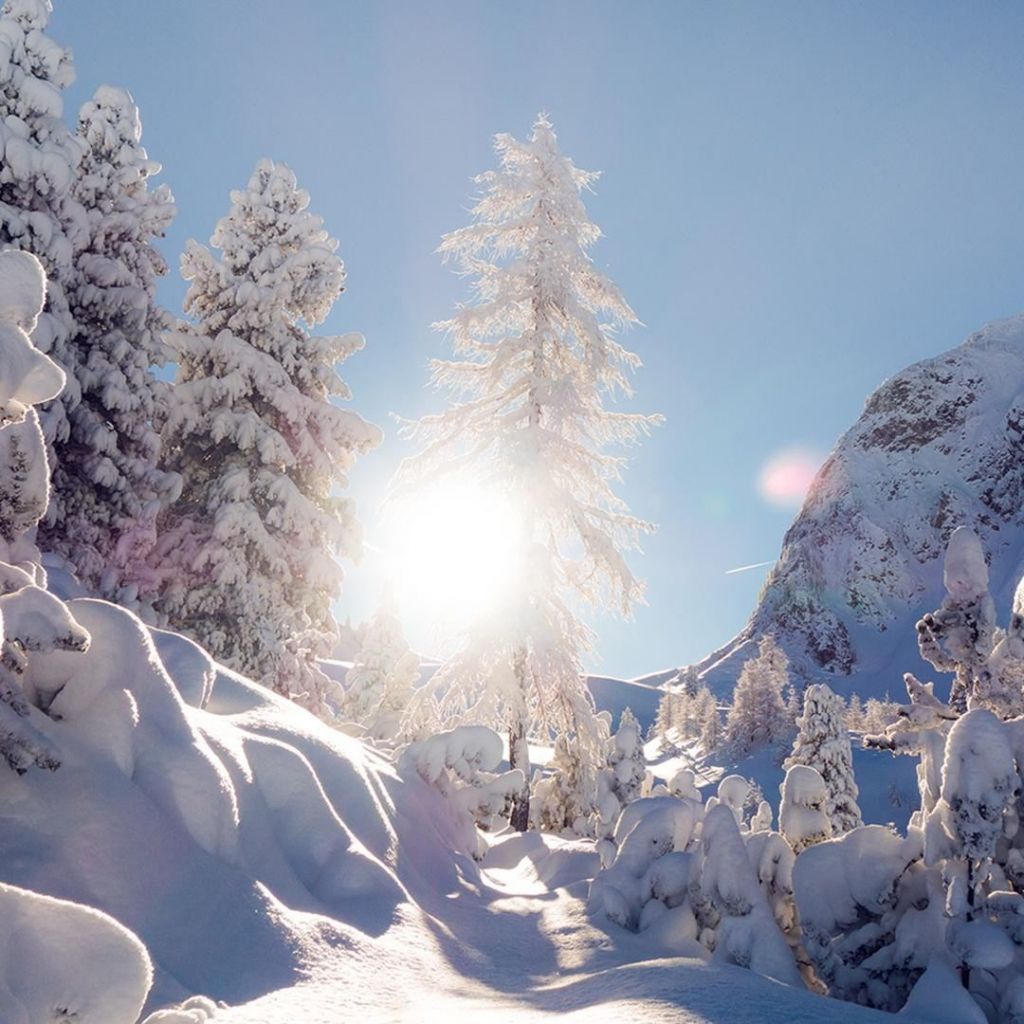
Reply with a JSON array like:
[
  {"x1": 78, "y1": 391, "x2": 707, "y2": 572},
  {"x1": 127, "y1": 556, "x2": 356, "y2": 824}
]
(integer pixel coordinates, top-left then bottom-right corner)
[{"x1": 697, "y1": 313, "x2": 1024, "y2": 699}]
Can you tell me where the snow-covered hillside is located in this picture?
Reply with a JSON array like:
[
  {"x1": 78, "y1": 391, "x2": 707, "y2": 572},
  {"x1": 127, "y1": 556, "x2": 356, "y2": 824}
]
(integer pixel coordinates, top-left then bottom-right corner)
[{"x1": 698, "y1": 314, "x2": 1024, "y2": 700}]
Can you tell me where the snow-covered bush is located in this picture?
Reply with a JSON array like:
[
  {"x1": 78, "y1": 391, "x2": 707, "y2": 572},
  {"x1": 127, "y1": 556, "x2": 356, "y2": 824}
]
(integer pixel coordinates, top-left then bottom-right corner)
[
  {"x1": 779, "y1": 764, "x2": 832, "y2": 853},
  {"x1": 589, "y1": 794, "x2": 703, "y2": 938},
  {"x1": 724, "y1": 634, "x2": 792, "y2": 757},
  {"x1": 39, "y1": 85, "x2": 178, "y2": 609},
  {"x1": 340, "y1": 596, "x2": 419, "y2": 742},
  {"x1": 793, "y1": 824, "x2": 930, "y2": 1010},
  {"x1": 397, "y1": 115, "x2": 660, "y2": 829},
  {"x1": 691, "y1": 803, "x2": 802, "y2": 984},
  {"x1": 591, "y1": 774, "x2": 803, "y2": 985},
  {"x1": 399, "y1": 725, "x2": 524, "y2": 860},
  {"x1": 155, "y1": 159, "x2": 381, "y2": 718},
  {"x1": 784, "y1": 683, "x2": 862, "y2": 836}
]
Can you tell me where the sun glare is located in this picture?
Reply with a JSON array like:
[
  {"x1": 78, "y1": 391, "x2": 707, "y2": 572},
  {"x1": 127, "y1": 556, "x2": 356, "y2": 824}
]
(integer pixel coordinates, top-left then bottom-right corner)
[{"x1": 385, "y1": 480, "x2": 523, "y2": 638}]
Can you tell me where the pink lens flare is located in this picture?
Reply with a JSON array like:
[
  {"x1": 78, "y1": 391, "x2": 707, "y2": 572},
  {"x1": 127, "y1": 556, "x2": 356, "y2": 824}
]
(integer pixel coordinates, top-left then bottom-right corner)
[{"x1": 757, "y1": 447, "x2": 823, "y2": 507}]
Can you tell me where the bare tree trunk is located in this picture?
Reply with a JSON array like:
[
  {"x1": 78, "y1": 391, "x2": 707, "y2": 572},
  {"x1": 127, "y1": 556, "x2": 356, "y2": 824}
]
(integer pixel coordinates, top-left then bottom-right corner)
[
  {"x1": 508, "y1": 714, "x2": 531, "y2": 831},
  {"x1": 960, "y1": 859, "x2": 976, "y2": 991},
  {"x1": 508, "y1": 646, "x2": 532, "y2": 831}
]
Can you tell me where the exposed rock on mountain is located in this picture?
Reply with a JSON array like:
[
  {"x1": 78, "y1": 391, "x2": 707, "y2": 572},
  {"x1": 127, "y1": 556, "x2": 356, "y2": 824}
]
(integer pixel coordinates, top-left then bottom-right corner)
[{"x1": 697, "y1": 314, "x2": 1024, "y2": 699}]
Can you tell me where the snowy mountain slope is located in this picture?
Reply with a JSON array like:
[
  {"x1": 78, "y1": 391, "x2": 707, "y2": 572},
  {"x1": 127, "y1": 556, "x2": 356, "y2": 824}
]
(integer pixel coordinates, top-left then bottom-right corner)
[{"x1": 697, "y1": 313, "x2": 1024, "y2": 700}]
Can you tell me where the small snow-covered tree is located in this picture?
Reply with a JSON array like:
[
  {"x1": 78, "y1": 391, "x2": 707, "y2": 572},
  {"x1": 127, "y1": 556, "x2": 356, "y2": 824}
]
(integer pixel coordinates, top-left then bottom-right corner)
[
  {"x1": 155, "y1": 160, "x2": 381, "y2": 717},
  {"x1": 652, "y1": 689, "x2": 673, "y2": 745},
  {"x1": 785, "y1": 683, "x2": 862, "y2": 836},
  {"x1": 0, "y1": 250, "x2": 89, "y2": 773},
  {"x1": 532, "y1": 729, "x2": 602, "y2": 837},
  {"x1": 397, "y1": 115, "x2": 660, "y2": 829},
  {"x1": 609, "y1": 707, "x2": 647, "y2": 806},
  {"x1": 39, "y1": 86, "x2": 178, "y2": 606},
  {"x1": 0, "y1": 0, "x2": 85, "y2": 452},
  {"x1": 924, "y1": 708, "x2": 1016, "y2": 992},
  {"x1": 696, "y1": 684, "x2": 722, "y2": 754},
  {"x1": 976, "y1": 582, "x2": 1024, "y2": 719},
  {"x1": 341, "y1": 596, "x2": 419, "y2": 742},
  {"x1": 725, "y1": 635, "x2": 792, "y2": 757},
  {"x1": 845, "y1": 693, "x2": 865, "y2": 731},
  {"x1": 917, "y1": 527, "x2": 996, "y2": 713}
]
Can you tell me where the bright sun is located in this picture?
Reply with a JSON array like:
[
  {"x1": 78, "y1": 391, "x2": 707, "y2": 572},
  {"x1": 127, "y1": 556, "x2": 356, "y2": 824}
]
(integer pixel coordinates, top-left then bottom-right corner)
[{"x1": 384, "y1": 479, "x2": 523, "y2": 638}]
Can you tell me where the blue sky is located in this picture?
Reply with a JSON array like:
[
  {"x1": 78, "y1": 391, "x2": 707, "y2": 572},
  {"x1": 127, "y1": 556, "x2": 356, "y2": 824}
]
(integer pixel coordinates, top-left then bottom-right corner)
[{"x1": 52, "y1": 2, "x2": 1024, "y2": 678}]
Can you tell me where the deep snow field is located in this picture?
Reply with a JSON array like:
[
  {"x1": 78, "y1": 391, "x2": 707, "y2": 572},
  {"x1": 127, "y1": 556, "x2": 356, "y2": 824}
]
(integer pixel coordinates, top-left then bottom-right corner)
[{"x1": 0, "y1": 576, "x2": 937, "y2": 1024}]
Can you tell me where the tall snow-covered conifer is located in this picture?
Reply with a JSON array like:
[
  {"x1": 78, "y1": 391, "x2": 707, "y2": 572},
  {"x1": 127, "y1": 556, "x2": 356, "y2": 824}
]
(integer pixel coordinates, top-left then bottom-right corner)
[
  {"x1": 399, "y1": 116, "x2": 660, "y2": 829},
  {"x1": 0, "y1": 0, "x2": 83, "y2": 447},
  {"x1": 156, "y1": 160, "x2": 381, "y2": 717},
  {"x1": 38, "y1": 86, "x2": 178, "y2": 604},
  {"x1": 725, "y1": 635, "x2": 792, "y2": 757},
  {"x1": 784, "y1": 683, "x2": 862, "y2": 835}
]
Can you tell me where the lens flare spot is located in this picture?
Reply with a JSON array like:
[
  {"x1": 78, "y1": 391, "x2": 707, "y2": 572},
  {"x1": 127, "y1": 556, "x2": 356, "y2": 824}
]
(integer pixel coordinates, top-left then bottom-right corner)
[{"x1": 757, "y1": 447, "x2": 823, "y2": 508}]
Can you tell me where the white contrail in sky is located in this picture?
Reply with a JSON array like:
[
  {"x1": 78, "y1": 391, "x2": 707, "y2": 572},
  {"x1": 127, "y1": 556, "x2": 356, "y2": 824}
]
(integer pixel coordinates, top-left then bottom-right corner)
[{"x1": 724, "y1": 560, "x2": 775, "y2": 576}]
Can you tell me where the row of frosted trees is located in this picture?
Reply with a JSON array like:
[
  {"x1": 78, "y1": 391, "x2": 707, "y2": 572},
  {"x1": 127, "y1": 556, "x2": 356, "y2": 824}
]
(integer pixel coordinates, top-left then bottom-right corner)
[
  {"x1": 0, "y1": 1, "x2": 381, "y2": 719},
  {"x1": 4, "y1": 1, "x2": 661, "y2": 830},
  {"x1": 588, "y1": 527, "x2": 1024, "y2": 1023}
]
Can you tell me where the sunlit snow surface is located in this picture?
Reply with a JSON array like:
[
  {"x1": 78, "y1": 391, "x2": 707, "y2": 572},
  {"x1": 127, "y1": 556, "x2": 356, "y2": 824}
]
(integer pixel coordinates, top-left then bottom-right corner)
[{"x1": 0, "y1": 572, "x2": 923, "y2": 1022}]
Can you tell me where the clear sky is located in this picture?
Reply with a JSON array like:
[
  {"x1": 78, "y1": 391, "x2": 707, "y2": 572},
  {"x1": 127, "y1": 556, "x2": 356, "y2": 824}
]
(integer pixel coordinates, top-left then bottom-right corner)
[{"x1": 51, "y1": 1, "x2": 1024, "y2": 679}]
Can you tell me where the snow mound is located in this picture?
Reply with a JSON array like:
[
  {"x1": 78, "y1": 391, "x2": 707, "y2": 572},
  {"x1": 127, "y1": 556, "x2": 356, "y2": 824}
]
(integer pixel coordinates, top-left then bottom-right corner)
[{"x1": 0, "y1": 881, "x2": 152, "y2": 1024}]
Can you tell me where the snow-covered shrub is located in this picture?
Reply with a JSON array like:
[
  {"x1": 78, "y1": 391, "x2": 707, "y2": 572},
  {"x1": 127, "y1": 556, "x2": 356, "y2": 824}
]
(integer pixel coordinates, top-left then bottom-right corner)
[
  {"x1": 399, "y1": 725, "x2": 524, "y2": 860},
  {"x1": 793, "y1": 824, "x2": 929, "y2": 1010},
  {"x1": 591, "y1": 777, "x2": 803, "y2": 985},
  {"x1": 155, "y1": 159, "x2": 381, "y2": 718},
  {"x1": 340, "y1": 596, "x2": 419, "y2": 742},
  {"x1": 724, "y1": 634, "x2": 792, "y2": 757},
  {"x1": 784, "y1": 683, "x2": 862, "y2": 835},
  {"x1": 588, "y1": 794, "x2": 703, "y2": 937},
  {"x1": 39, "y1": 85, "x2": 178, "y2": 609},
  {"x1": 396, "y1": 115, "x2": 660, "y2": 829},
  {"x1": 779, "y1": 764, "x2": 832, "y2": 853},
  {"x1": 140, "y1": 996, "x2": 219, "y2": 1024},
  {"x1": 690, "y1": 803, "x2": 802, "y2": 984}
]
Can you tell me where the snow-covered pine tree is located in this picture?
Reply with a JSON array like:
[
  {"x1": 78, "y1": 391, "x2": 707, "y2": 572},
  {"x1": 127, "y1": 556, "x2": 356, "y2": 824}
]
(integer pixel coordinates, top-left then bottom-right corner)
[
  {"x1": 607, "y1": 707, "x2": 646, "y2": 806},
  {"x1": 38, "y1": 86, "x2": 178, "y2": 607},
  {"x1": 784, "y1": 683, "x2": 862, "y2": 836},
  {"x1": 917, "y1": 527, "x2": 996, "y2": 713},
  {"x1": 155, "y1": 160, "x2": 381, "y2": 717},
  {"x1": 341, "y1": 595, "x2": 419, "y2": 742},
  {"x1": 845, "y1": 693, "x2": 865, "y2": 731},
  {"x1": 531, "y1": 731, "x2": 601, "y2": 837},
  {"x1": 724, "y1": 635, "x2": 792, "y2": 757},
  {"x1": 696, "y1": 684, "x2": 722, "y2": 753},
  {"x1": 0, "y1": 0, "x2": 84, "y2": 450},
  {"x1": 652, "y1": 690, "x2": 674, "y2": 746},
  {"x1": 397, "y1": 115, "x2": 660, "y2": 829}
]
